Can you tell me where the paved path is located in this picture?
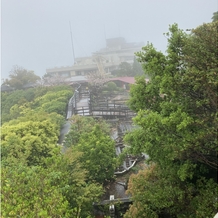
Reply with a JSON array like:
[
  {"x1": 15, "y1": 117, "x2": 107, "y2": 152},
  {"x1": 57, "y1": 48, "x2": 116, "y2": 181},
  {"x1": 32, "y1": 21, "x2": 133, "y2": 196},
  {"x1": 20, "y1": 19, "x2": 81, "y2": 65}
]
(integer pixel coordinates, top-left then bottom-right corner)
[
  {"x1": 58, "y1": 91, "x2": 90, "y2": 144},
  {"x1": 58, "y1": 121, "x2": 71, "y2": 144},
  {"x1": 76, "y1": 98, "x2": 89, "y2": 108},
  {"x1": 75, "y1": 93, "x2": 90, "y2": 116}
]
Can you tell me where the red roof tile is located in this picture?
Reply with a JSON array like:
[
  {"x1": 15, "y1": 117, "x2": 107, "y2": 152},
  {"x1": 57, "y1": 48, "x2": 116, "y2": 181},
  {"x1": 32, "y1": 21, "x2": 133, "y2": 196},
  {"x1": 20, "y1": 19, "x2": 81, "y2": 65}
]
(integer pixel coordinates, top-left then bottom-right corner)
[
  {"x1": 109, "y1": 77, "x2": 149, "y2": 84},
  {"x1": 109, "y1": 77, "x2": 135, "y2": 84}
]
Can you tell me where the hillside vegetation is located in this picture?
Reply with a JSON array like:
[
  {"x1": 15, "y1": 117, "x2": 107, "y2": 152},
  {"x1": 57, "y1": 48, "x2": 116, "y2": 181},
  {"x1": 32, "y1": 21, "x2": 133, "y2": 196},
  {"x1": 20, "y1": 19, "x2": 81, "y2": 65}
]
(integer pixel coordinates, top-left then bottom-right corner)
[
  {"x1": 124, "y1": 21, "x2": 218, "y2": 217},
  {"x1": 1, "y1": 85, "x2": 115, "y2": 217}
]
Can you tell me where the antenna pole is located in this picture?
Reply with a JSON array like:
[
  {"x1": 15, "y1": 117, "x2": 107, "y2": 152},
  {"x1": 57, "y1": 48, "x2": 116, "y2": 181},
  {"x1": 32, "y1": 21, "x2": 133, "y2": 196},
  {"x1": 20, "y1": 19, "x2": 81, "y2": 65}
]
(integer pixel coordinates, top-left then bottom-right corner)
[{"x1": 69, "y1": 21, "x2": 76, "y2": 64}]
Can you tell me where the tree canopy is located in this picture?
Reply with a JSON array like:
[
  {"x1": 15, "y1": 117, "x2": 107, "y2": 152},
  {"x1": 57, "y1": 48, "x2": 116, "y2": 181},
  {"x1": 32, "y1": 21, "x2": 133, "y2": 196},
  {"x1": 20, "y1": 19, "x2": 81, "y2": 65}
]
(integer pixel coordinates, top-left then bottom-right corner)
[
  {"x1": 111, "y1": 57, "x2": 145, "y2": 77},
  {"x1": 1, "y1": 148, "x2": 104, "y2": 217},
  {"x1": 212, "y1": 11, "x2": 218, "y2": 22},
  {"x1": 65, "y1": 115, "x2": 117, "y2": 184},
  {"x1": 1, "y1": 84, "x2": 106, "y2": 217},
  {"x1": 1, "y1": 109, "x2": 105, "y2": 217},
  {"x1": 75, "y1": 125, "x2": 116, "y2": 184},
  {"x1": 1, "y1": 117, "x2": 59, "y2": 166},
  {"x1": 1, "y1": 85, "x2": 73, "y2": 124},
  {"x1": 64, "y1": 115, "x2": 111, "y2": 147},
  {"x1": 4, "y1": 65, "x2": 41, "y2": 89},
  {"x1": 124, "y1": 21, "x2": 218, "y2": 217}
]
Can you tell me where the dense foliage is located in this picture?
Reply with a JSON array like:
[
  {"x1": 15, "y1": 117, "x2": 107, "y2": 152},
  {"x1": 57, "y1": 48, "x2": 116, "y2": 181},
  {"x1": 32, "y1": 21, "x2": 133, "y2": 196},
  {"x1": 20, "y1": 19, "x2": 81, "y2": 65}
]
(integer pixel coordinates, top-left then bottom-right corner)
[
  {"x1": 101, "y1": 81, "x2": 121, "y2": 92},
  {"x1": 1, "y1": 148, "x2": 104, "y2": 217},
  {"x1": 1, "y1": 85, "x2": 120, "y2": 217},
  {"x1": 65, "y1": 115, "x2": 117, "y2": 184},
  {"x1": 1, "y1": 85, "x2": 73, "y2": 124},
  {"x1": 111, "y1": 57, "x2": 145, "y2": 77},
  {"x1": 124, "y1": 21, "x2": 218, "y2": 217},
  {"x1": 212, "y1": 11, "x2": 218, "y2": 22},
  {"x1": 1, "y1": 119, "x2": 57, "y2": 166},
  {"x1": 1, "y1": 85, "x2": 108, "y2": 217},
  {"x1": 3, "y1": 65, "x2": 41, "y2": 89}
]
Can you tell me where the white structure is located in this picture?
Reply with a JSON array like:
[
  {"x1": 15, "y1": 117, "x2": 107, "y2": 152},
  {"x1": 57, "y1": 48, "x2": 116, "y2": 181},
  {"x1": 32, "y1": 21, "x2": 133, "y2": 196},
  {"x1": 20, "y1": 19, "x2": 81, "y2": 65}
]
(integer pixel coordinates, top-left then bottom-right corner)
[{"x1": 46, "y1": 37, "x2": 144, "y2": 78}]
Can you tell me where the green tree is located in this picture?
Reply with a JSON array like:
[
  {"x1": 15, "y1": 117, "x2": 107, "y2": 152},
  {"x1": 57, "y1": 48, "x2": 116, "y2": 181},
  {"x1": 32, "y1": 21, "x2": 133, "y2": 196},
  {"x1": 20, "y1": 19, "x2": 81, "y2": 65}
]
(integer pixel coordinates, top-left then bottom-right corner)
[
  {"x1": 119, "y1": 62, "x2": 132, "y2": 76},
  {"x1": 75, "y1": 125, "x2": 117, "y2": 184},
  {"x1": 127, "y1": 76, "x2": 153, "y2": 112},
  {"x1": 1, "y1": 85, "x2": 73, "y2": 124},
  {"x1": 1, "y1": 163, "x2": 72, "y2": 217},
  {"x1": 1, "y1": 89, "x2": 35, "y2": 123},
  {"x1": 33, "y1": 88, "x2": 73, "y2": 117},
  {"x1": 4, "y1": 65, "x2": 41, "y2": 89},
  {"x1": 212, "y1": 11, "x2": 218, "y2": 22},
  {"x1": 124, "y1": 21, "x2": 218, "y2": 217},
  {"x1": 7, "y1": 109, "x2": 65, "y2": 134},
  {"x1": 1, "y1": 117, "x2": 59, "y2": 166},
  {"x1": 44, "y1": 148, "x2": 104, "y2": 218},
  {"x1": 65, "y1": 116, "x2": 116, "y2": 184},
  {"x1": 102, "y1": 81, "x2": 120, "y2": 92},
  {"x1": 64, "y1": 115, "x2": 111, "y2": 147},
  {"x1": 1, "y1": 148, "x2": 104, "y2": 218},
  {"x1": 111, "y1": 58, "x2": 145, "y2": 77},
  {"x1": 65, "y1": 116, "x2": 116, "y2": 186},
  {"x1": 1, "y1": 85, "x2": 105, "y2": 217},
  {"x1": 124, "y1": 165, "x2": 217, "y2": 218},
  {"x1": 132, "y1": 56, "x2": 144, "y2": 76}
]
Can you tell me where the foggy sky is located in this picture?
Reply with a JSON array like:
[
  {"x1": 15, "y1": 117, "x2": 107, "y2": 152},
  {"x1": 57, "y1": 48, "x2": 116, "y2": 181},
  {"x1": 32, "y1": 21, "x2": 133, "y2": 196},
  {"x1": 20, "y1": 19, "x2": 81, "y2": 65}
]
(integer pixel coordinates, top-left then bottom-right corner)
[{"x1": 1, "y1": 0, "x2": 217, "y2": 80}]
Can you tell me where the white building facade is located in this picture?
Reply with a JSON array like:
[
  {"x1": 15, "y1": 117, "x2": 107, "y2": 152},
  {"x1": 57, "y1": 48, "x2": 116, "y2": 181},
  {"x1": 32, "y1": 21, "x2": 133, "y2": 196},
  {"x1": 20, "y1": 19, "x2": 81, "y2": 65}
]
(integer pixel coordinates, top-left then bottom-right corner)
[{"x1": 46, "y1": 37, "x2": 144, "y2": 78}]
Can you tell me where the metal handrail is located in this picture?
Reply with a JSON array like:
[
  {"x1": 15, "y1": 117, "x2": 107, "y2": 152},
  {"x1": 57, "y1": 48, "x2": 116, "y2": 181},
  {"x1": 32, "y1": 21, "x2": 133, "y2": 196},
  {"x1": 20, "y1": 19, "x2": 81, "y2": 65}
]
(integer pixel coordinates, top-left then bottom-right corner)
[{"x1": 66, "y1": 83, "x2": 82, "y2": 119}]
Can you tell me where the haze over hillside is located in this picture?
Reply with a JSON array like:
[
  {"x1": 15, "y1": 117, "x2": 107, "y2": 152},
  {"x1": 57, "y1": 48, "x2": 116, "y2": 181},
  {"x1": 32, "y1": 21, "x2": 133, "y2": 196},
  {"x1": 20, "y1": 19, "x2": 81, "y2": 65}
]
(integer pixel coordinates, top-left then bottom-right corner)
[{"x1": 1, "y1": 0, "x2": 216, "y2": 80}]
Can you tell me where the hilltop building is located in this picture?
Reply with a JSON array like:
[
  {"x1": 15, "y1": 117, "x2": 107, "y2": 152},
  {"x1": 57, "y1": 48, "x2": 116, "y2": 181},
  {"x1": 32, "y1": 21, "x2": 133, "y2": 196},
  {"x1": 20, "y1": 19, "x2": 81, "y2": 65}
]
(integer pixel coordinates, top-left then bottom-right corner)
[{"x1": 46, "y1": 37, "x2": 144, "y2": 78}]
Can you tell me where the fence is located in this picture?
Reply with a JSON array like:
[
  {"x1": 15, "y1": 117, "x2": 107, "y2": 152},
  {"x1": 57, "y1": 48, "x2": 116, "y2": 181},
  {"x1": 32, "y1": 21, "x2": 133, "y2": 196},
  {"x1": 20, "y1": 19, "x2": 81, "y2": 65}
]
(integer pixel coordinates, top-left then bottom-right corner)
[
  {"x1": 89, "y1": 98, "x2": 135, "y2": 119},
  {"x1": 66, "y1": 84, "x2": 81, "y2": 119}
]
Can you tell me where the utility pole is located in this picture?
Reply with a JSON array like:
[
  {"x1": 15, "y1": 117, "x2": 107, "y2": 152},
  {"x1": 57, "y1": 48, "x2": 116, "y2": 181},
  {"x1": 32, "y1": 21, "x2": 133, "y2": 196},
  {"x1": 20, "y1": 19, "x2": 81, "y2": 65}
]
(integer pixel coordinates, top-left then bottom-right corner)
[{"x1": 69, "y1": 21, "x2": 76, "y2": 64}]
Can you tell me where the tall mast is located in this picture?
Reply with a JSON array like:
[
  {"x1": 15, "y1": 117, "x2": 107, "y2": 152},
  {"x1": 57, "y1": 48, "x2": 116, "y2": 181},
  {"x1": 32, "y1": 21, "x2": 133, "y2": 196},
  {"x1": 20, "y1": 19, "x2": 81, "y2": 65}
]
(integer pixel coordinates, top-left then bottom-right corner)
[{"x1": 69, "y1": 21, "x2": 75, "y2": 64}]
